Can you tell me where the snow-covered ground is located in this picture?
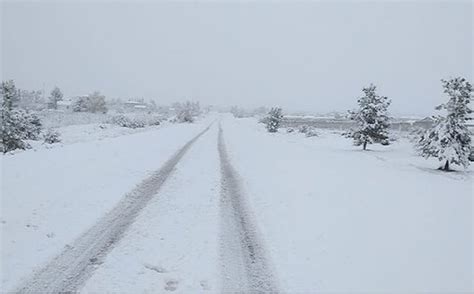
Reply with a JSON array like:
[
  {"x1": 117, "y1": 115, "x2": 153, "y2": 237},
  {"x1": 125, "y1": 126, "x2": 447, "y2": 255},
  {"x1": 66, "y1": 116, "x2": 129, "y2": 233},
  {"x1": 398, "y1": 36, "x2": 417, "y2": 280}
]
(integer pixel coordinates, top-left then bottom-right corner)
[
  {"x1": 221, "y1": 116, "x2": 473, "y2": 293},
  {"x1": 81, "y1": 124, "x2": 221, "y2": 293},
  {"x1": 0, "y1": 116, "x2": 215, "y2": 291},
  {"x1": 1, "y1": 114, "x2": 472, "y2": 293},
  {"x1": 20, "y1": 123, "x2": 164, "y2": 154}
]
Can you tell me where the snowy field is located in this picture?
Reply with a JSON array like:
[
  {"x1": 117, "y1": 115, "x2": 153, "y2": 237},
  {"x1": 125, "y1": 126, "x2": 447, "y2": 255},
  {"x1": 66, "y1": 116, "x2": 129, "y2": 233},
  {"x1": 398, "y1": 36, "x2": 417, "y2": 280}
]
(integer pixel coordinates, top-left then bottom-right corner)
[
  {"x1": 221, "y1": 117, "x2": 473, "y2": 293},
  {"x1": 1, "y1": 114, "x2": 472, "y2": 293}
]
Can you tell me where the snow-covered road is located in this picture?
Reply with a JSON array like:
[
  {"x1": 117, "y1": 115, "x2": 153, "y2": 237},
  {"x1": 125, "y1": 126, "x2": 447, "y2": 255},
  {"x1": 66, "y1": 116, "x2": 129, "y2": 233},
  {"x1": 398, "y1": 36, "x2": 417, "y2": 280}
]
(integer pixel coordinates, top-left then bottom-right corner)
[
  {"x1": 4, "y1": 118, "x2": 281, "y2": 293},
  {"x1": 2, "y1": 114, "x2": 473, "y2": 293},
  {"x1": 218, "y1": 124, "x2": 279, "y2": 293},
  {"x1": 16, "y1": 125, "x2": 212, "y2": 293}
]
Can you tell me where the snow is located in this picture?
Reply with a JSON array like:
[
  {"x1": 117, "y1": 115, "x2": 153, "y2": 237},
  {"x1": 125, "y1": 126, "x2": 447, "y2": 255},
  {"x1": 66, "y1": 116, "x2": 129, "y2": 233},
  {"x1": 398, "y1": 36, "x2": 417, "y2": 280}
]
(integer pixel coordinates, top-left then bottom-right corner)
[
  {"x1": 0, "y1": 116, "x2": 215, "y2": 291},
  {"x1": 81, "y1": 125, "x2": 221, "y2": 293},
  {"x1": 220, "y1": 116, "x2": 473, "y2": 292},
  {"x1": 2, "y1": 114, "x2": 472, "y2": 292}
]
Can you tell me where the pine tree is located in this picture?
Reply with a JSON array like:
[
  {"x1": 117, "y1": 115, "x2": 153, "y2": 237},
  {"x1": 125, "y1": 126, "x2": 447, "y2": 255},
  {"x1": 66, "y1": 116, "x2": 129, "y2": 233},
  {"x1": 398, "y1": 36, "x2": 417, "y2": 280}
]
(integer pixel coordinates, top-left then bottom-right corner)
[
  {"x1": 416, "y1": 77, "x2": 472, "y2": 171},
  {"x1": 1, "y1": 80, "x2": 18, "y2": 110},
  {"x1": 264, "y1": 107, "x2": 283, "y2": 133},
  {"x1": 348, "y1": 84, "x2": 391, "y2": 150},
  {"x1": 48, "y1": 86, "x2": 63, "y2": 109},
  {"x1": 1, "y1": 80, "x2": 43, "y2": 152}
]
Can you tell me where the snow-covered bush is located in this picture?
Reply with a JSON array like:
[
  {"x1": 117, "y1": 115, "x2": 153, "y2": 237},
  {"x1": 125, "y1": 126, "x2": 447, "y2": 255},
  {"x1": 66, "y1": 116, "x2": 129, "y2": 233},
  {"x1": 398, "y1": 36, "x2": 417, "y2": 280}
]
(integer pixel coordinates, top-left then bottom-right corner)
[
  {"x1": 304, "y1": 127, "x2": 318, "y2": 137},
  {"x1": 174, "y1": 101, "x2": 201, "y2": 123},
  {"x1": 298, "y1": 125, "x2": 309, "y2": 133},
  {"x1": 43, "y1": 129, "x2": 61, "y2": 144},
  {"x1": 347, "y1": 84, "x2": 391, "y2": 150},
  {"x1": 17, "y1": 111, "x2": 42, "y2": 140},
  {"x1": 2, "y1": 110, "x2": 43, "y2": 152},
  {"x1": 110, "y1": 114, "x2": 161, "y2": 128},
  {"x1": 264, "y1": 107, "x2": 283, "y2": 133},
  {"x1": 146, "y1": 116, "x2": 161, "y2": 126},
  {"x1": 110, "y1": 115, "x2": 145, "y2": 128},
  {"x1": 295, "y1": 124, "x2": 318, "y2": 137},
  {"x1": 416, "y1": 77, "x2": 472, "y2": 171},
  {"x1": 1, "y1": 80, "x2": 43, "y2": 153},
  {"x1": 2, "y1": 110, "x2": 30, "y2": 152}
]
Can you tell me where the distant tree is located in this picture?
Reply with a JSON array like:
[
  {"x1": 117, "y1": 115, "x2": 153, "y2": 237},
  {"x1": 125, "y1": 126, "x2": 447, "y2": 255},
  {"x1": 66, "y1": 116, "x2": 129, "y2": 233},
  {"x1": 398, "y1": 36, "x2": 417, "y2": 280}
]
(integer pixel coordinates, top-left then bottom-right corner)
[
  {"x1": 88, "y1": 91, "x2": 107, "y2": 113},
  {"x1": 1, "y1": 80, "x2": 18, "y2": 110},
  {"x1": 72, "y1": 96, "x2": 89, "y2": 112},
  {"x1": 347, "y1": 84, "x2": 391, "y2": 150},
  {"x1": 48, "y1": 86, "x2": 63, "y2": 109},
  {"x1": 230, "y1": 106, "x2": 246, "y2": 118},
  {"x1": 264, "y1": 107, "x2": 283, "y2": 133},
  {"x1": 175, "y1": 101, "x2": 201, "y2": 123},
  {"x1": 416, "y1": 77, "x2": 472, "y2": 171},
  {"x1": 72, "y1": 92, "x2": 107, "y2": 113},
  {"x1": 149, "y1": 100, "x2": 158, "y2": 112},
  {"x1": 18, "y1": 89, "x2": 45, "y2": 110}
]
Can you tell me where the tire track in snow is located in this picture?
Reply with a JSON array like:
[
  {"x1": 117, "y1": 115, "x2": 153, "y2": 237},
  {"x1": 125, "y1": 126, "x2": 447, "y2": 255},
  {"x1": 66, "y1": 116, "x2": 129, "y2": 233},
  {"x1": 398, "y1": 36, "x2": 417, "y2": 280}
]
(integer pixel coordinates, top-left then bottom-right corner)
[
  {"x1": 16, "y1": 124, "x2": 212, "y2": 293},
  {"x1": 218, "y1": 123, "x2": 279, "y2": 293}
]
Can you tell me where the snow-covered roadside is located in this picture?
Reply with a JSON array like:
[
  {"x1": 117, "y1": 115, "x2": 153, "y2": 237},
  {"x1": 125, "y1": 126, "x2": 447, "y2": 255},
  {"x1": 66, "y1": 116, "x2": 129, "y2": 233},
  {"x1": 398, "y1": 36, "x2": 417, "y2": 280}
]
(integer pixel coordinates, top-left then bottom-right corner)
[
  {"x1": 221, "y1": 116, "x2": 473, "y2": 293},
  {"x1": 44, "y1": 123, "x2": 164, "y2": 145},
  {"x1": 81, "y1": 124, "x2": 221, "y2": 293},
  {"x1": 17, "y1": 122, "x2": 167, "y2": 154},
  {"x1": 0, "y1": 116, "x2": 214, "y2": 292}
]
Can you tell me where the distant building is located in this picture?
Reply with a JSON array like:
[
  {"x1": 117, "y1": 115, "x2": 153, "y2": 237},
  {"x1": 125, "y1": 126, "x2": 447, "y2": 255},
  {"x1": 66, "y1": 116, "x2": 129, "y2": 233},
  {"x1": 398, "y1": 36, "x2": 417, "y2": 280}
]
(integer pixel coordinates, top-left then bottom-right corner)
[
  {"x1": 57, "y1": 99, "x2": 73, "y2": 111},
  {"x1": 413, "y1": 117, "x2": 435, "y2": 129},
  {"x1": 124, "y1": 100, "x2": 148, "y2": 111}
]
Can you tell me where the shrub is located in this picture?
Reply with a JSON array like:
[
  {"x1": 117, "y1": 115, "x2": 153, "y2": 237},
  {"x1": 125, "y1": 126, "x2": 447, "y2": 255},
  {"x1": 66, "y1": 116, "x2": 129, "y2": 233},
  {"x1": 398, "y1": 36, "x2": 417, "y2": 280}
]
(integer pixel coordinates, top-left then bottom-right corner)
[
  {"x1": 43, "y1": 129, "x2": 61, "y2": 144},
  {"x1": 1, "y1": 109, "x2": 42, "y2": 153},
  {"x1": 110, "y1": 115, "x2": 145, "y2": 128},
  {"x1": 305, "y1": 128, "x2": 318, "y2": 137},
  {"x1": 298, "y1": 125, "x2": 309, "y2": 133},
  {"x1": 146, "y1": 116, "x2": 161, "y2": 126}
]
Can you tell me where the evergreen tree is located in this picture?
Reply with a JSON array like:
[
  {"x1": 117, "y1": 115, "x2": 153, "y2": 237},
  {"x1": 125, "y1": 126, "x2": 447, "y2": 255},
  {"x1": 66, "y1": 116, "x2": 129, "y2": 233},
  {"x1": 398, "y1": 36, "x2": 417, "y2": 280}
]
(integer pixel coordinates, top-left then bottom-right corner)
[
  {"x1": 1, "y1": 80, "x2": 42, "y2": 152},
  {"x1": 348, "y1": 84, "x2": 391, "y2": 150},
  {"x1": 1, "y1": 80, "x2": 18, "y2": 110},
  {"x1": 264, "y1": 107, "x2": 283, "y2": 133},
  {"x1": 48, "y1": 86, "x2": 63, "y2": 109},
  {"x1": 416, "y1": 77, "x2": 472, "y2": 171}
]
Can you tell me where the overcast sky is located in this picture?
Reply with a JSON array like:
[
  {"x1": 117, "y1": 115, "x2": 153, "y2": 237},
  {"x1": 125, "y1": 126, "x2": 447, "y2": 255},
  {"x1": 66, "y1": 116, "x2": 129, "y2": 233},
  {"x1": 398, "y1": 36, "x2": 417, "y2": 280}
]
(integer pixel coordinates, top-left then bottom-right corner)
[{"x1": 1, "y1": 1, "x2": 472, "y2": 116}]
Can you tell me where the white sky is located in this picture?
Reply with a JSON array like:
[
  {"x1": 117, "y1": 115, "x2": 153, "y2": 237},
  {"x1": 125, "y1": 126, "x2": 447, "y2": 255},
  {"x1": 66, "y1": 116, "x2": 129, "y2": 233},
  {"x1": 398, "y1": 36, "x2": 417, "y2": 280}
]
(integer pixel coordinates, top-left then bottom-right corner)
[{"x1": 1, "y1": 1, "x2": 472, "y2": 116}]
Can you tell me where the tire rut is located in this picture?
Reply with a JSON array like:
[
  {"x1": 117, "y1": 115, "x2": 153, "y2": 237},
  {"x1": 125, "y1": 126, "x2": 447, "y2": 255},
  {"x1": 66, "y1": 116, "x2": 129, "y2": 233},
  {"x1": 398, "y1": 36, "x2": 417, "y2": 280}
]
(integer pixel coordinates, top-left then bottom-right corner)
[
  {"x1": 218, "y1": 123, "x2": 279, "y2": 293},
  {"x1": 16, "y1": 124, "x2": 212, "y2": 293}
]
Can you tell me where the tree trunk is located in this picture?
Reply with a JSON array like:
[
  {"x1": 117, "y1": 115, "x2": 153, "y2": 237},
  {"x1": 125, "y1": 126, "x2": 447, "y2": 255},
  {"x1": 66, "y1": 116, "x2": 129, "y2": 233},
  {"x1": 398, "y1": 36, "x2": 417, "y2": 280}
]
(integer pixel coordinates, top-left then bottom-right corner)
[
  {"x1": 363, "y1": 141, "x2": 367, "y2": 150},
  {"x1": 443, "y1": 160, "x2": 450, "y2": 171}
]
